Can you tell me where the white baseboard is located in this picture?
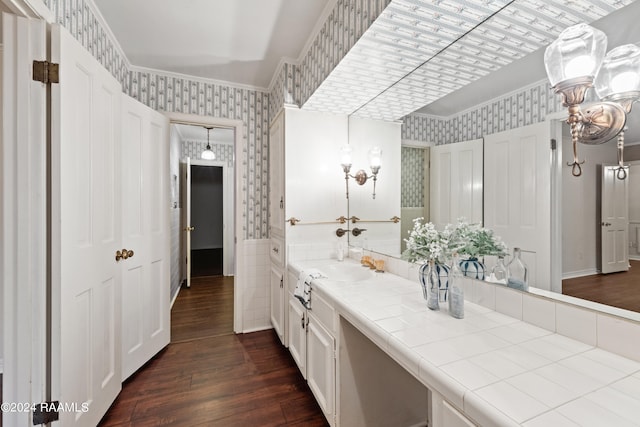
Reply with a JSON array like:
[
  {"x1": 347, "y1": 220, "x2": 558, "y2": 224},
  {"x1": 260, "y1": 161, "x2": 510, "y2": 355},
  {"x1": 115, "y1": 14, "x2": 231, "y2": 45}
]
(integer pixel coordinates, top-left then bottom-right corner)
[
  {"x1": 630, "y1": 255, "x2": 640, "y2": 261},
  {"x1": 242, "y1": 325, "x2": 272, "y2": 334},
  {"x1": 562, "y1": 268, "x2": 599, "y2": 280},
  {"x1": 170, "y1": 285, "x2": 181, "y2": 308}
]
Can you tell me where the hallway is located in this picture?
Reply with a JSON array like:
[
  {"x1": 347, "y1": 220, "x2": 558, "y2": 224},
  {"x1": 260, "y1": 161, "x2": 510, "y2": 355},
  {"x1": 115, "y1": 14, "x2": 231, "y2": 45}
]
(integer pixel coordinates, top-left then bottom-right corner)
[{"x1": 99, "y1": 277, "x2": 327, "y2": 426}]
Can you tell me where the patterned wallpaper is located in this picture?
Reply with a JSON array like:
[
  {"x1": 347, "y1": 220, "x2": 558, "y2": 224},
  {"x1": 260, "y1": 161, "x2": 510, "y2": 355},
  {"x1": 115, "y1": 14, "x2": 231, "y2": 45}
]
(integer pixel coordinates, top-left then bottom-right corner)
[
  {"x1": 43, "y1": 0, "x2": 270, "y2": 239},
  {"x1": 401, "y1": 146, "x2": 424, "y2": 208},
  {"x1": 180, "y1": 141, "x2": 235, "y2": 168},
  {"x1": 402, "y1": 79, "x2": 564, "y2": 145},
  {"x1": 42, "y1": 0, "x2": 130, "y2": 91},
  {"x1": 268, "y1": 62, "x2": 299, "y2": 120}
]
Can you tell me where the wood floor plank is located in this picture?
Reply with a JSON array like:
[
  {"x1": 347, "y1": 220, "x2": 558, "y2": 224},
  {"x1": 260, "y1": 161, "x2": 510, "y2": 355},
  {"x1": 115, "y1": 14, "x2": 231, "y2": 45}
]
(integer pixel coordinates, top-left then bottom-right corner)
[
  {"x1": 99, "y1": 277, "x2": 328, "y2": 426},
  {"x1": 563, "y1": 260, "x2": 640, "y2": 312}
]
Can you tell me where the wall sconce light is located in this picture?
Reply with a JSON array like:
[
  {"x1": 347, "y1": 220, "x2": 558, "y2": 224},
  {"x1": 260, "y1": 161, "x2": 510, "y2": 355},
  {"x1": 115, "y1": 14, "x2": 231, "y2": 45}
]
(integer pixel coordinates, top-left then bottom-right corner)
[
  {"x1": 544, "y1": 23, "x2": 640, "y2": 179},
  {"x1": 340, "y1": 145, "x2": 382, "y2": 199},
  {"x1": 201, "y1": 126, "x2": 216, "y2": 160}
]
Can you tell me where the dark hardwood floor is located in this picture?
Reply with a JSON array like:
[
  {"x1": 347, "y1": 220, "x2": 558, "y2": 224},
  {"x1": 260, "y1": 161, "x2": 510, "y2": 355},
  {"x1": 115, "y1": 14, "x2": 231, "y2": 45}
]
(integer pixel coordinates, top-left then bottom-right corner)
[
  {"x1": 99, "y1": 276, "x2": 327, "y2": 426},
  {"x1": 171, "y1": 276, "x2": 234, "y2": 343},
  {"x1": 563, "y1": 260, "x2": 640, "y2": 312}
]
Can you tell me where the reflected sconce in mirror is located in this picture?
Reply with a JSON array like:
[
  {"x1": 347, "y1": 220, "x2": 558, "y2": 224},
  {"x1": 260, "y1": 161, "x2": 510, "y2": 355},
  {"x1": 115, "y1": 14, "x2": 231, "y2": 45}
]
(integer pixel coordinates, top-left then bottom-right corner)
[
  {"x1": 340, "y1": 145, "x2": 382, "y2": 199},
  {"x1": 201, "y1": 126, "x2": 216, "y2": 160},
  {"x1": 544, "y1": 23, "x2": 640, "y2": 179}
]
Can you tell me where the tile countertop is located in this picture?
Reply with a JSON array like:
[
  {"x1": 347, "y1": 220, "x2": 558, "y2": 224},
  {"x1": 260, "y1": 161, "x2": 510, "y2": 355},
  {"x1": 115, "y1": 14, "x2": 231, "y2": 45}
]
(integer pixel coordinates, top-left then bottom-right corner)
[{"x1": 290, "y1": 259, "x2": 640, "y2": 427}]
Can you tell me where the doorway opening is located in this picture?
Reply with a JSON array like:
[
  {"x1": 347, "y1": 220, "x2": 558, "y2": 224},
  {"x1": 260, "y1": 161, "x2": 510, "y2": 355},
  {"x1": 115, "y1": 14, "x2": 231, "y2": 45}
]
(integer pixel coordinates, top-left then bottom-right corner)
[
  {"x1": 190, "y1": 164, "x2": 224, "y2": 277},
  {"x1": 171, "y1": 121, "x2": 237, "y2": 342}
]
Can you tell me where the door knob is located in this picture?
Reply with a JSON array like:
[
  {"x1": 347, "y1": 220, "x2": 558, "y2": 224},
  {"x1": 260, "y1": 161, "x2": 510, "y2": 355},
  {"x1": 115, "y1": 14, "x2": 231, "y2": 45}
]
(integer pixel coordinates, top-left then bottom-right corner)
[
  {"x1": 184, "y1": 226, "x2": 195, "y2": 231},
  {"x1": 116, "y1": 248, "x2": 134, "y2": 261},
  {"x1": 601, "y1": 222, "x2": 612, "y2": 227}
]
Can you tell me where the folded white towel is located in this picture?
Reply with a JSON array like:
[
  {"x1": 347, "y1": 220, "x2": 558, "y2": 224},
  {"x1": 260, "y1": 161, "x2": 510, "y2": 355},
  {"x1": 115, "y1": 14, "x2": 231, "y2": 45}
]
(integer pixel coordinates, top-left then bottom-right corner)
[{"x1": 294, "y1": 268, "x2": 325, "y2": 309}]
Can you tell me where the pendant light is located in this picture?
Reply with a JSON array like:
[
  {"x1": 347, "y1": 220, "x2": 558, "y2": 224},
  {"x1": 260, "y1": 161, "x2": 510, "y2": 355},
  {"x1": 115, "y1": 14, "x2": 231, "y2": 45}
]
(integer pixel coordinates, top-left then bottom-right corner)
[{"x1": 201, "y1": 126, "x2": 216, "y2": 160}]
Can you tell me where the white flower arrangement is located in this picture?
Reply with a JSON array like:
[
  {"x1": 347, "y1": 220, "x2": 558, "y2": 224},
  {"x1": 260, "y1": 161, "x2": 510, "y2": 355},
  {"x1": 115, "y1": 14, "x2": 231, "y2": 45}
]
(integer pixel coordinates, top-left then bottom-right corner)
[
  {"x1": 402, "y1": 218, "x2": 508, "y2": 263},
  {"x1": 402, "y1": 218, "x2": 454, "y2": 263}
]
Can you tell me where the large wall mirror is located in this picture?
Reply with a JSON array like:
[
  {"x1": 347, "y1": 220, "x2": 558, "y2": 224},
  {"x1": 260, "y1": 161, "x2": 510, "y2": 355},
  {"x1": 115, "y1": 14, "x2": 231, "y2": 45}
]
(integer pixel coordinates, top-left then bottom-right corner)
[{"x1": 341, "y1": 0, "x2": 640, "y2": 316}]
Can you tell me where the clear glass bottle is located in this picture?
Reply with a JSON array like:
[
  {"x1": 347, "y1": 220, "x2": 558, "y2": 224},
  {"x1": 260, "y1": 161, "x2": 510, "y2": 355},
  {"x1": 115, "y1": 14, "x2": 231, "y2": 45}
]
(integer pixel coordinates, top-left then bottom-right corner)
[
  {"x1": 420, "y1": 260, "x2": 440, "y2": 311},
  {"x1": 507, "y1": 248, "x2": 528, "y2": 291},
  {"x1": 448, "y1": 253, "x2": 464, "y2": 319},
  {"x1": 491, "y1": 256, "x2": 508, "y2": 284}
]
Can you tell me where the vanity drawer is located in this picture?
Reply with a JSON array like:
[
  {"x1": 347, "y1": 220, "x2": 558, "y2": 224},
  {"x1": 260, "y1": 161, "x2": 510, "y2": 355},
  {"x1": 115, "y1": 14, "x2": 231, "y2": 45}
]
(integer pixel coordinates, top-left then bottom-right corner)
[
  {"x1": 270, "y1": 237, "x2": 284, "y2": 266},
  {"x1": 311, "y1": 291, "x2": 335, "y2": 335}
]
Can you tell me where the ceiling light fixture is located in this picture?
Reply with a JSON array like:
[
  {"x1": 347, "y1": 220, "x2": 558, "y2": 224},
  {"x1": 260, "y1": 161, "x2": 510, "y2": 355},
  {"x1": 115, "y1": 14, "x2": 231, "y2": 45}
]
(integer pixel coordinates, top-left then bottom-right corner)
[
  {"x1": 201, "y1": 126, "x2": 216, "y2": 160},
  {"x1": 340, "y1": 145, "x2": 382, "y2": 199},
  {"x1": 544, "y1": 23, "x2": 640, "y2": 179}
]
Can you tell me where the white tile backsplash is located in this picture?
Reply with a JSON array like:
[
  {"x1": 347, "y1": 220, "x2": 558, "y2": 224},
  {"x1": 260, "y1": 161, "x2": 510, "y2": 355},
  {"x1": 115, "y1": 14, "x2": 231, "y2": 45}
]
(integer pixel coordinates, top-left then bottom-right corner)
[
  {"x1": 556, "y1": 303, "x2": 597, "y2": 346},
  {"x1": 522, "y1": 294, "x2": 556, "y2": 332},
  {"x1": 495, "y1": 286, "x2": 523, "y2": 320},
  {"x1": 596, "y1": 313, "x2": 640, "y2": 363}
]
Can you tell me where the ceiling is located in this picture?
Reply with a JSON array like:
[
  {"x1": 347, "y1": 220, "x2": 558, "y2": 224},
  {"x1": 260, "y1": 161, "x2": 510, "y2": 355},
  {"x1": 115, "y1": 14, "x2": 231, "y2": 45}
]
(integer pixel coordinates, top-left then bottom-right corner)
[
  {"x1": 93, "y1": 0, "x2": 330, "y2": 89},
  {"x1": 174, "y1": 124, "x2": 234, "y2": 144}
]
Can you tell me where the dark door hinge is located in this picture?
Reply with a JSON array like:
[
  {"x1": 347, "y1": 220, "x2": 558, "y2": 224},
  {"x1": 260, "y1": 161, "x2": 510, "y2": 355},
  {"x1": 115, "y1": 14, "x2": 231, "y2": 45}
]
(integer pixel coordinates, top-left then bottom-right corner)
[
  {"x1": 32, "y1": 401, "x2": 60, "y2": 425},
  {"x1": 551, "y1": 138, "x2": 557, "y2": 150},
  {"x1": 33, "y1": 60, "x2": 59, "y2": 84}
]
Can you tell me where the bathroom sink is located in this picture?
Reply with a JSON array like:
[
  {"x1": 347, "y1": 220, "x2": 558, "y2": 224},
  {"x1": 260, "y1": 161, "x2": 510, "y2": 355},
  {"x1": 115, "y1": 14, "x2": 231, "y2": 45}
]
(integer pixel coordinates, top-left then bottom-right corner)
[{"x1": 318, "y1": 263, "x2": 374, "y2": 282}]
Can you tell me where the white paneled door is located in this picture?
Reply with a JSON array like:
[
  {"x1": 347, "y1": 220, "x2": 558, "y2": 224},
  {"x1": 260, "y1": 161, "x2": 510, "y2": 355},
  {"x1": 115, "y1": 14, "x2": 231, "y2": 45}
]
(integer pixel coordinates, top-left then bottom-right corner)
[
  {"x1": 51, "y1": 23, "x2": 170, "y2": 425},
  {"x1": 121, "y1": 95, "x2": 171, "y2": 380},
  {"x1": 601, "y1": 165, "x2": 629, "y2": 274},
  {"x1": 51, "y1": 24, "x2": 123, "y2": 426},
  {"x1": 484, "y1": 122, "x2": 551, "y2": 289},
  {"x1": 430, "y1": 138, "x2": 483, "y2": 229}
]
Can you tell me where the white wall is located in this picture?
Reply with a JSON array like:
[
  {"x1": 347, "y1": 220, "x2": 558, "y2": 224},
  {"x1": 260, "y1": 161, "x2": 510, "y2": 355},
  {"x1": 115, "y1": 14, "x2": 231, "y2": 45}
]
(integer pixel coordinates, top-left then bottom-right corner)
[
  {"x1": 348, "y1": 117, "x2": 402, "y2": 256},
  {"x1": 285, "y1": 108, "x2": 349, "y2": 257},
  {"x1": 562, "y1": 135, "x2": 617, "y2": 277},
  {"x1": 0, "y1": 46, "x2": 3, "y2": 372}
]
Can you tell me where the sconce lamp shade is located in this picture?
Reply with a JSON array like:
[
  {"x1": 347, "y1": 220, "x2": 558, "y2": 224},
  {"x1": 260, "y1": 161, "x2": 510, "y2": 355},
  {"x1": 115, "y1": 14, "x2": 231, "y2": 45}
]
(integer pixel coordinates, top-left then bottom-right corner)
[
  {"x1": 595, "y1": 44, "x2": 640, "y2": 106},
  {"x1": 340, "y1": 145, "x2": 353, "y2": 169},
  {"x1": 368, "y1": 147, "x2": 382, "y2": 169},
  {"x1": 544, "y1": 23, "x2": 607, "y2": 87}
]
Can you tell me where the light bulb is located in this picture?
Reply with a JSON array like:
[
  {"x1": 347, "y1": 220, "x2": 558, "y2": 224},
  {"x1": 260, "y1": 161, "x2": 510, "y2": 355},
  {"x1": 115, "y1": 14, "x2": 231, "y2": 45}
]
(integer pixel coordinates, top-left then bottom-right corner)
[
  {"x1": 611, "y1": 71, "x2": 640, "y2": 94},
  {"x1": 564, "y1": 55, "x2": 596, "y2": 80},
  {"x1": 340, "y1": 145, "x2": 352, "y2": 168}
]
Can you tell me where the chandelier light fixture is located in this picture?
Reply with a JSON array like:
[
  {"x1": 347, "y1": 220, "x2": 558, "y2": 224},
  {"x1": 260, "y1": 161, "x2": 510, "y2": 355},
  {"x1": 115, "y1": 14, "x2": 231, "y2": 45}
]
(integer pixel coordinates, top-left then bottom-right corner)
[
  {"x1": 201, "y1": 126, "x2": 216, "y2": 160},
  {"x1": 340, "y1": 145, "x2": 382, "y2": 199},
  {"x1": 544, "y1": 23, "x2": 640, "y2": 179}
]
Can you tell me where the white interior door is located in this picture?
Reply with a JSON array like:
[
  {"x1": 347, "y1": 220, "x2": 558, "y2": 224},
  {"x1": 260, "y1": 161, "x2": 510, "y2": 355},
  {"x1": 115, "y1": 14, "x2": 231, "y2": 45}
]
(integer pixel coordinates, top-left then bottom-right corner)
[
  {"x1": 430, "y1": 138, "x2": 483, "y2": 229},
  {"x1": 50, "y1": 24, "x2": 122, "y2": 426},
  {"x1": 2, "y1": 13, "x2": 47, "y2": 427},
  {"x1": 601, "y1": 165, "x2": 629, "y2": 274},
  {"x1": 185, "y1": 157, "x2": 193, "y2": 287},
  {"x1": 121, "y1": 95, "x2": 171, "y2": 380},
  {"x1": 484, "y1": 121, "x2": 551, "y2": 289}
]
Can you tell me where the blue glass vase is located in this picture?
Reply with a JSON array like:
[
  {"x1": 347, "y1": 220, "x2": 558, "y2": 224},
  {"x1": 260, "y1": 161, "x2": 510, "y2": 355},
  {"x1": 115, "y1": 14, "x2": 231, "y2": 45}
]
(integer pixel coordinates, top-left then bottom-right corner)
[{"x1": 458, "y1": 257, "x2": 485, "y2": 280}]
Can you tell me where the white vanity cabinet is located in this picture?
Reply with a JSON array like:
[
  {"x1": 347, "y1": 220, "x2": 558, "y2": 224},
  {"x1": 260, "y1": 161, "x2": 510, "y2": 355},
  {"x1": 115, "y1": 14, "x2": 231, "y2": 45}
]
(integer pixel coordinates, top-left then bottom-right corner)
[
  {"x1": 270, "y1": 264, "x2": 285, "y2": 344},
  {"x1": 288, "y1": 293, "x2": 307, "y2": 376},
  {"x1": 268, "y1": 109, "x2": 285, "y2": 238},
  {"x1": 307, "y1": 311, "x2": 336, "y2": 424},
  {"x1": 287, "y1": 268, "x2": 336, "y2": 426}
]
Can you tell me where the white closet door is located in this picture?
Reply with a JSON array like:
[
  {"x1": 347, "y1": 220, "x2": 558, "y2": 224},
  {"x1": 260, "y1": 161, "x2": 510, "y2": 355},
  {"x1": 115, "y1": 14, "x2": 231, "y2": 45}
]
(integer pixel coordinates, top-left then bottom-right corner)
[
  {"x1": 51, "y1": 23, "x2": 122, "y2": 426},
  {"x1": 484, "y1": 122, "x2": 552, "y2": 289},
  {"x1": 430, "y1": 138, "x2": 483, "y2": 229},
  {"x1": 121, "y1": 95, "x2": 171, "y2": 380}
]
